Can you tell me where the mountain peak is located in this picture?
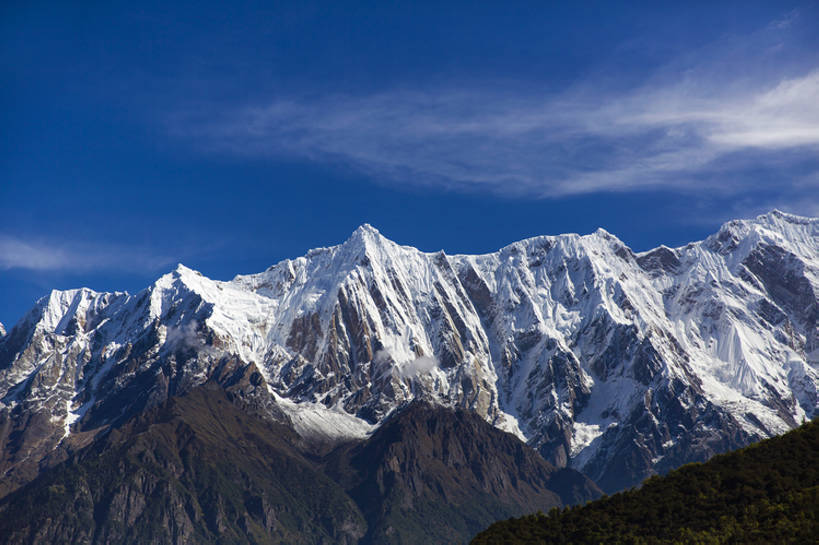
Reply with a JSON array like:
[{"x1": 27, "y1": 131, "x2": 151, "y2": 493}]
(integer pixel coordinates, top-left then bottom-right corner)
[
  {"x1": 342, "y1": 223, "x2": 397, "y2": 256},
  {"x1": 149, "y1": 264, "x2": 213, "y2": 315},
  {"x1": 155, "y1": 263, "x2": 204, "y2": 286},
  {"x1": 717, "y1": 209, "x2": 815, "y2": 236},
  {"x1": 709, "y1": 209, "x2": 817, "y2": 256},
  {"x1": 756, "y1": 209, "x2": 817, "y2": 226},
  {"x1": 347, "y1": 223, "x2": 386, "y2": 242},
  {"x1": 173, "y1": 262, "x2": 198, "y2": 275},
  {"x1": 353, "y1": 222, "x2": 381, "y2": 235}
]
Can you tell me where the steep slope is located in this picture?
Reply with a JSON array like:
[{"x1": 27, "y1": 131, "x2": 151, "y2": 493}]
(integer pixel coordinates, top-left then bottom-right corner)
[
  {"x1": 0, "y1": 386, "x2": 595, "y2": 545},
  {"x1": 326, "y1": 402, "x2": 600, "y2": 545},
  {"x1": 0, "y1": 210, "x2": 816, "y2": 493},
  {"x1": 471, "y1": 419, "x2": 819, "y2": 544},
  {"x1": 0, "y1": 384, "x2": 366, "y2": 545},
  {"x1": 451, "y1": 211, "x2": 817, "y2": 490}
]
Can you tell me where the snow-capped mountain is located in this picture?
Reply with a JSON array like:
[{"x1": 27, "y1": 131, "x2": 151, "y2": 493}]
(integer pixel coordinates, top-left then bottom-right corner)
[{"x1": 1, "y1": 210, "x2": 816, "y2": 493}]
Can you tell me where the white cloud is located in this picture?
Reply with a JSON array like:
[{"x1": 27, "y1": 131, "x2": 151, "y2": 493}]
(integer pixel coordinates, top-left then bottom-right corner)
[
  {"x1": 372, "y1": 350, "x2": 439, "y2": 380},
  {"x1": 173, "y1": 70, "x2": 819, "y2": 196},
  {"x1": 0, "y1": 235, "x2": 173, "y2": 272},
  {"x1": 398, "y1": 355, "x2": 438, "y2": 379},
  {"x1": 706, "y1": 71, "x2": 819, "y2": 148},
  {"x1": 163, "y1": 321, "x2": 213, "y2": 354},
  {"x1": 168, "y1": 11, "x2": 819, "y2": 210},
  {"x1": 0, "y1": 236, "x2": 70, "y2": 270}
]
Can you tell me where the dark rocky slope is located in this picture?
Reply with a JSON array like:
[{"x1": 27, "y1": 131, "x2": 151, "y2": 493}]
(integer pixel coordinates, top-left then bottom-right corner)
[
  {"x1": 327, "y1": 402, "x2": 601, "y2": 544},
  {"x1": 0, "y1": 386, "x2": 599, "y2": 545},
  {"x1": 0, "y1": 383, "x2": 365, "y2": 545}
]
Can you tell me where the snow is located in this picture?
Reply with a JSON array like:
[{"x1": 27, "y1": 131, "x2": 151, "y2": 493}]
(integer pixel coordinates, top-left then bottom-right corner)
[
  {"x1": 494, "y1": 410, "x2": 528, "y2": 441},
  {"x1": 570, "y1": 421, "x2": 604, "y2": 458},
  {"x1": 0, "y1": 211, "x2": 816, "y2": 476},
  {"x1": 271, "y1": 390, "x2": 375, "y2": 441}
]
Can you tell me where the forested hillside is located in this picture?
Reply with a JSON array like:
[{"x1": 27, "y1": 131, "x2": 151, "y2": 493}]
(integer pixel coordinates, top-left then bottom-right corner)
[{"x1": 472, "y1": 420, "x2": 819, "y2": 544}]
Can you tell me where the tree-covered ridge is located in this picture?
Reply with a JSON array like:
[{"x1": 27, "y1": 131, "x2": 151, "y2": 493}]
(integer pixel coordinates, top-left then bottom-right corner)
[{"x1": 472, "y1": 419, "x2": 819, "y2": 544}]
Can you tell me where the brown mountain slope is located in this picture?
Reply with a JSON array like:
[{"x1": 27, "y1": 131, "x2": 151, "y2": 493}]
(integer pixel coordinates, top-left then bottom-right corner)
[
  {"x1": 0, "y1": 388, "x2": 600, "y2": 545},
  {"x1": 327, "y1": 402, "x2": 601, "y2": 544},
  {"x1": 0, "y1": 384, "x2": 366, "y2": 545}
]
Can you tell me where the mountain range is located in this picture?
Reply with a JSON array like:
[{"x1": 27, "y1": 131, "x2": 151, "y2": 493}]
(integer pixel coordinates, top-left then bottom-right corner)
[{"x1": 0, "y1": 210, "x2": 816, "y2": 508}]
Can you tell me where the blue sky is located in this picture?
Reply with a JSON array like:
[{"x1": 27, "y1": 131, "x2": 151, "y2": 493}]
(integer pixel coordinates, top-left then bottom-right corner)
[{"x1": 2, "y1": 1, "x2": 818, "y2": 327}]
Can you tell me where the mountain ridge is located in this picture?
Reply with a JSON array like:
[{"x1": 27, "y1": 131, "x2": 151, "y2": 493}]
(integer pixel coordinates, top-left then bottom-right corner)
[{"x1": 1, "y1": 210, "x2": 816, "y2": 494}]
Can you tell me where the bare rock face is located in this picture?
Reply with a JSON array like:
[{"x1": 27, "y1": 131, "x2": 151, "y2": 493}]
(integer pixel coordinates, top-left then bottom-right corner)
[
  {"x1": 0, "y1": 386, "x2": 367, "y2": 545},
  {"x1": 0, "y1": 387, "x2": 598, "y2": 545},
  {"x1": 325, "y1": 401, "x2": 600, "y2": 545},
  {"x1": 1, "y1": 211, "x2": 817, "y2": 494}
]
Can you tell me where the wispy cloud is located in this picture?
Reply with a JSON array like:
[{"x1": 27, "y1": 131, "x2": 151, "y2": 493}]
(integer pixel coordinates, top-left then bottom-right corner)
[
  {"x1": 169, "y1": 11, "x2": 819, "y2": 211},
  {"x1": 0, "y1": 236, "x2": 69, "y2": 271},
  {"x1": 0, "y1": 235, "x2": 173, "y2": 272}
]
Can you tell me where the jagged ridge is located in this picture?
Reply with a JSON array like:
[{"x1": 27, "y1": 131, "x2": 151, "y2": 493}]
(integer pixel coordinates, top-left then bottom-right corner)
[{"x1": 0, "y1": 211, "x2": 816, "y2": 493}]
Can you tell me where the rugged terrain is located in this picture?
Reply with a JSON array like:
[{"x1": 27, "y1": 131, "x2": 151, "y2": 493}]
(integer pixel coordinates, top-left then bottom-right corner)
[
  {"x1": 0, "y1": 385, "x2": 597, "y2": 544},
  {"x1": 1, "y1": 210, "x2": 816, "y2": 495}
]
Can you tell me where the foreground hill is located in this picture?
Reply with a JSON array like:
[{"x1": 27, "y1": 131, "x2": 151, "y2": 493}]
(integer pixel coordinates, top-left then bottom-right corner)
[
  {"x1": 471, "y1": 419, "x2": 819, "y2": 544},
  {"x1": 0, "y1": 384, "x2": 596, "y2": 545}
]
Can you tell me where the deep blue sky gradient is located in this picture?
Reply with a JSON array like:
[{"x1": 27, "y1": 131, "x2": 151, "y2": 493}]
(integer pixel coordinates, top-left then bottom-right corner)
[{"x1": 2, "y1": 1, "x2": 818, "y2": 327}]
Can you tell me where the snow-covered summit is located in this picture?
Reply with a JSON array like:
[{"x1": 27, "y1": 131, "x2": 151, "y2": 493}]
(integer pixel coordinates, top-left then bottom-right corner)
[
  {"x1": 346, "y1": 222, "x2": 387, "y2": 244},
  {"x1": 1, "y1": 211, "x2": 817, "y2": 492}
]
